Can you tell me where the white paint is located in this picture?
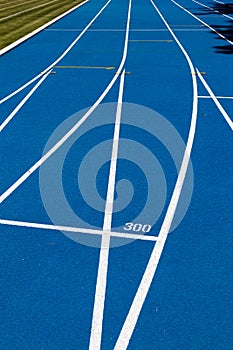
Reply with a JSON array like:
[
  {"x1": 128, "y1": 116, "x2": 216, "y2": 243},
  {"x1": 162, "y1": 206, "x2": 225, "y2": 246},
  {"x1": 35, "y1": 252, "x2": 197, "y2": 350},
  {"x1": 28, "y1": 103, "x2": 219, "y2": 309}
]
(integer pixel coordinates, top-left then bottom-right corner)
[
  {"x1": 0, "y1": 0, "x2": 59, "y2": 22},
  {"x1": 213, "y1": 0, "x2": 225, "y2": 4},
  {"x1": 171, "y1": 0, "x2": 233, "y2": 45},
  {"x1": 89, "y1": 0, "x2": 132, "y2": 347},
  {"x1": 46, "y1": 28, "x2": 207, "y2": 32},
  {"x1": 196, "y1": 69, "x2": 233, "y2": 130},
  {"x1": 192, "y1": 0, "x2": 233, "y2": 21},
  {"x1": 0, "y1": 69, "x2": 52, "y2": 133},
  {"x1": 0, "y1": 219, "x2": 158, "y2": 241},
  {"x1": 89, "y1": 71, "x2": 126, "y2": 350},
  {"x1": 114, "y1": 0, "x2": 198, "y2": 348},
  {"x1": 198, "y1": 96, "x2": 233, "y2": 99},
  {"x1": 0, "y1": 0, "x2": 89, "y2": 56}
]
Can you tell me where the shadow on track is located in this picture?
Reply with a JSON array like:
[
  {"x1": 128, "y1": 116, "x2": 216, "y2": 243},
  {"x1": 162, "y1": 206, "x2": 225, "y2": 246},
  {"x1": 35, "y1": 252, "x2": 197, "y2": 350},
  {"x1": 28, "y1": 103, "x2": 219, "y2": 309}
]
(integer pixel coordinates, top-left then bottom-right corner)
[{"x1": 193, "y1": 2, "x2": 233, "y2": 54}]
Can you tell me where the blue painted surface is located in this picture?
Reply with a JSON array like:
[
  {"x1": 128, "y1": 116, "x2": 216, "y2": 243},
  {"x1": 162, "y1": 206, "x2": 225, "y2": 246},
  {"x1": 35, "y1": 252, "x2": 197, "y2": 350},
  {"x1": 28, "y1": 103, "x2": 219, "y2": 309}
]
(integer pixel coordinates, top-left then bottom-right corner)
[{"x1": 0, "y1": 0, "x2": 232, "y2": 349}]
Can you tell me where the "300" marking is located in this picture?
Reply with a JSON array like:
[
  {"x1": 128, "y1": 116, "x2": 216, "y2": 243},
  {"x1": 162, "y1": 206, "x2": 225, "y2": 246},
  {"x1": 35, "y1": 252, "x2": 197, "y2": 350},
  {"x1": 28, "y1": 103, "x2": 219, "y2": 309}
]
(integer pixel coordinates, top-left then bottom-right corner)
[{"x1": 124, "y1": 223, "x2": 151, "y2": 233}]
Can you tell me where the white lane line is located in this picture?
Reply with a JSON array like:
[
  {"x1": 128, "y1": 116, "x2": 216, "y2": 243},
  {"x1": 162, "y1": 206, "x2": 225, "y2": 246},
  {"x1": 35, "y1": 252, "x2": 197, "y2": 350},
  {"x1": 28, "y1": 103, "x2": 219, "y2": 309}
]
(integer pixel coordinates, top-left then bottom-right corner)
[
  {"x1": 46, "y1": 28, "x2": 208, "y2": 32},
  {"x1": 196, "y1": 69, "x2": 233, "y2": 130},
  {"x1": 89, "y1": 1, "x2": 132, "y2": 348},
  {"x1": 198, "y1": 95, "x2": 233, "y2": 99},
  {"x1": 0, "y1": 0, "x2": 108, "y2": 104},
  {"x1": 171, "y1": 0, "x2": 233, "y2": 45},
  {"x1": 0, "y1": 219, "x2": 158, "y2": 241},
  {"x1": 89, "y1": 71, "x2": 126, "y2": 350},
  {"x1": 0, "y1": 0, "x2": 130, "y2": 204},
  {"x1": 0, "y1": 0, "x2": 58, "y2": 22},
  {"x1": 213, "y1": 0, "x2": 225, "y2": 4},
  {"x1": 0, "y1": 0, "x2": 89, "y2": 57},
  {"x1": 114, "y1": 0, "x2": 198, "y2": 348},
  {"x1": 192, "y1": 0, "x2": 233, "y2": 21},
  {"x1": 0, "y1": 70, "x2": 52, "y2": 133}
]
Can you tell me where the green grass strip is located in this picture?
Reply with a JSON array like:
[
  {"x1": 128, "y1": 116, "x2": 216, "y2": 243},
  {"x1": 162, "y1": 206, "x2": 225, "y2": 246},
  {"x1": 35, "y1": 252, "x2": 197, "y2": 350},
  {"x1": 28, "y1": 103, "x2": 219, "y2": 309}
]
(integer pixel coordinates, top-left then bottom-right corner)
[{"x1": 0, "y1": 0, "x2": 84, "y2": 49}]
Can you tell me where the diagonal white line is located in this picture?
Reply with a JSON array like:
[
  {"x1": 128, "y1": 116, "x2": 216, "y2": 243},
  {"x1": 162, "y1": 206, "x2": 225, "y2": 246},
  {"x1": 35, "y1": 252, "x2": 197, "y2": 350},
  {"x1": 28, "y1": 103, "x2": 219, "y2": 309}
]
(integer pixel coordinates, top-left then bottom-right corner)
[
  {"x1": 171, "y1": 0, "x2": 233, "y2": 45},
  {"x1": 0, "y1": 0, "x2": 109, "y2": 104},
  {"x1": 196, "y1": 69, "x2": 233, "y2": 130},
  {"x1": 89, "y1": 71, "x2": 126, "y2": 350},
  {"x1": 89, "y1": 2, "x2": 132, "y2": 349},
  {"x1": 213, "y1": 0, "x2": 225, "y2": 4},
  {"x1": 0, "y1": 219, "x2": 158, "y2": 241},
  {"x1": 0, "y1": 69, "x2": 52, "y2": 133},
  {"x1": 198, "y1": 96, "x2": 233, "y2": 99},
  {"x1": 114, "y1": 0, "x2": 198, "y2": 348}
]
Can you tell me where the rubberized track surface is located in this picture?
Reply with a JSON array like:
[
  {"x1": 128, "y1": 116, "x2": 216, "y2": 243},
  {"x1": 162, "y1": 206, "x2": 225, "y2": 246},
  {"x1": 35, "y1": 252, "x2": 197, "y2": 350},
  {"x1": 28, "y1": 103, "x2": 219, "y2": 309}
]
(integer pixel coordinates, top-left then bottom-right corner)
[{"x1": 0, "y1": 0, "x2": 232, "y2": 349}]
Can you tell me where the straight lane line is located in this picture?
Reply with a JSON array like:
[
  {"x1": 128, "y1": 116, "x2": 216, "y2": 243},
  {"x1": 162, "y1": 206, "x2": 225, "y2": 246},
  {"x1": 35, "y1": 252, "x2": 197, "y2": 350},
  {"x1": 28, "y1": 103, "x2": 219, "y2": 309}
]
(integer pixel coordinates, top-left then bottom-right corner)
[
  {"x1": 196, "y1": 69, "x2": 233, "y2": 130},
  {"x1": 114, "y1": 0, "x2": 198, "y2": 347},
  {"x1": 89, "y1": 73, "x2": 126, "y2": 350},
  {"x1": 0, "y1": 219, "x2": 158, "y2": 241},
  {"x1": 213, "y1": 0, "x2": 225, "y2": 4},
  {"x1": 89, "y1": 1, "x2": 132, "y2": 348},
  {"x1": 46, "y1": 28, "x2": 208, "y2": 32},
  {"x1": 0, "y1": 69, "x2": 52, "y2": 133},
  {"x1": 198, "y1": 96, "x2": 233, "y2": 99}
]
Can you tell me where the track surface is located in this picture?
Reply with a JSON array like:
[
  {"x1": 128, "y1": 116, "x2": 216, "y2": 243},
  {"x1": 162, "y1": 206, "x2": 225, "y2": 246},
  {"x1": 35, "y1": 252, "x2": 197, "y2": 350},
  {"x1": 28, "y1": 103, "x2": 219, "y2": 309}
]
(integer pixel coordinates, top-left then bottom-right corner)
[{"x1": 0, "y1": 0, "x2": 232, "y2": 349}]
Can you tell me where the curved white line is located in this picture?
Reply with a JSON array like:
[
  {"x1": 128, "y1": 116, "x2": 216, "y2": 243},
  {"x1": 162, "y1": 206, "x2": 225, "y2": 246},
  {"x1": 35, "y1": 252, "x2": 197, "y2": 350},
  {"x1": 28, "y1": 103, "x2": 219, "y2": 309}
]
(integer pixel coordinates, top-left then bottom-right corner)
[
  {"x1": 0, "y1": 0, "x2": 130, "y2": 205},
  {"x1": 171, "y1": 0, "x2": 233, "y2": 45},
  {"x1": 0, "y1": 0, "x2": 109, "y2": 105},
  {"x1": 114, "y1": 0, "x2": 198, "y2": 348}
]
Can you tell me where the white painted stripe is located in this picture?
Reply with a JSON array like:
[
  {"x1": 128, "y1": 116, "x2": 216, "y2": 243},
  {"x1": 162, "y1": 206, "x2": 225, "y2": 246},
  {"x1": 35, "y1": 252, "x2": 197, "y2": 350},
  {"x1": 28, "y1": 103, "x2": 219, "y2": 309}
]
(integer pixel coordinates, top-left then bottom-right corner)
[
  {"x1": 198, "y1": 95, "x2": 233, "y2": 99},
  {"x1": 171, "y1": 0, "x2": 233, "y2": 45},
  {"x1": 192, "y1": 0, "x2": 233, "y2": 21},
  {"x1": 114, "y1": 0, "x2": 198, "y2": 348},
  {"x1": 89, "y1": 71, "x2": 126, "y2": 350},
  {"x1": 46, "y1": 28, "x2": 208, "y2": 32},
  {"x1": 0, "y1": 0, "x2": 89, "y2": 57},
  {"x1": 0, "y1": 69, "x2": 52, "y2": 133},
  {"x1": 196, "y1": 69, "x2": 233, "y2": 130},
  {"x1": 89, "y1": 1, "x2": 132, "y2": 347},
  {"x1": 0, "y1": 0, "x2": 59, "y2": 22},
  {"x1": 0, "y1": 0, "x2": 129, "y2": 205},
  {"x1": 213, "y1": 0, "x2": 225, "y2": 4},
  {"x1": 0, "y1": 219, "x2": 158, "y2": 241}
]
